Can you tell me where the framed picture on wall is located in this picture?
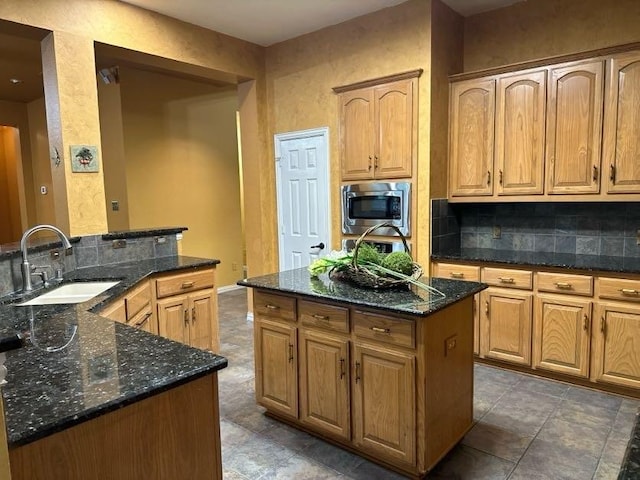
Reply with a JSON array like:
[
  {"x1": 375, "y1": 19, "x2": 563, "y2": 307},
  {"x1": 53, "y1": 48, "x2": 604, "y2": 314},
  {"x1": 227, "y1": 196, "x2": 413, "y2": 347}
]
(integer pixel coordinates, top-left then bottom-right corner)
[{"x1": 70, "y1": 145, "x2": 99, "y2": 172}]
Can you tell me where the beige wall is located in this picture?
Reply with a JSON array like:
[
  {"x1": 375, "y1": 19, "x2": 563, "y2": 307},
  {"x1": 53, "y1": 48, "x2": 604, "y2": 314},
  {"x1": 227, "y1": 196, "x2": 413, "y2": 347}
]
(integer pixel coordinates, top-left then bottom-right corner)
[
  {"x1": 464, "y1": 0, "x2": 640, "y2": 71},
  {"x1": 27, "y1": 97, "x2": 56, "y2": 227},
  {"x1": 0, "y1": 127, "x2": 22, "y2": 243},
  {"x1": 265, "y1": 0, "x2": 432, "y2": 266},
  {"x1": 119, "y1": 67, "x2": 243, "y2": 287}
]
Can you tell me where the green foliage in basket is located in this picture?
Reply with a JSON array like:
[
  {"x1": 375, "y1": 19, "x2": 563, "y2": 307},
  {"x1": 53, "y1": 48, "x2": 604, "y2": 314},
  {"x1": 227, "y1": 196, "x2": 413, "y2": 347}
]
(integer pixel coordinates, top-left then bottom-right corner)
[
  {"x1": 356, "y1": 242, "x2": 384, "y2": 266},
  {"x1": 308, "y1": 251, "x2": 353, "y2": 277},
  {"x1": 381, "y1": 251, "x2": 413, "y2": 276}
]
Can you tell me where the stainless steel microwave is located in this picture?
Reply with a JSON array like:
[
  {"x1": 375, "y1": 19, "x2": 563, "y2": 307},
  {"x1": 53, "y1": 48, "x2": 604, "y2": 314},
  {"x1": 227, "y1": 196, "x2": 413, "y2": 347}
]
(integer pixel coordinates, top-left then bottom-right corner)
[{"x1": 341, "y1": 182, "x2": 411, "y2": 236}]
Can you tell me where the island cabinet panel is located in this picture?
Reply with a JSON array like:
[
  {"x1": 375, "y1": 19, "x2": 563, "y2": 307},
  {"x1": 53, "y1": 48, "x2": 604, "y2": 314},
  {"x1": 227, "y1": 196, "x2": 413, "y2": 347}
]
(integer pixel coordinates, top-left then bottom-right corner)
[
  {"x1": 352, "y1": 342, "x2": 416, "y2": 466},
  {"x1": 449, "y1": 78, "x2": 496, "y2": 197},
  {"x1": 593, "y1": 302, "x2": 640, "y2": 389},
  {"x1": 99, "y1": 280, "x2": 156, "y2": 334},
  {"x1": 254, "y1": 317, "x2": 298, "y2": 419},
  {"x1": 299, "y1": 329, "x2": 350, "y2": 440},
  {"x1": 10, "y1": 373, "x2": 222, "y2": 480},
  {"x1": 604, "y1": 51, "x2": 640, "y2": 194},
  {"x1": 480, "y1": 289, "x2": 533, "y2": 365},
  {"x1": 533, "y1": 294, "x2": 592, "y2": 378},
  {"x1": 546, "y1": 60, "x2": 604, "y2": 195},
  {"x1": 495, "y1": 69, "x2": 547, "y2": 196}
]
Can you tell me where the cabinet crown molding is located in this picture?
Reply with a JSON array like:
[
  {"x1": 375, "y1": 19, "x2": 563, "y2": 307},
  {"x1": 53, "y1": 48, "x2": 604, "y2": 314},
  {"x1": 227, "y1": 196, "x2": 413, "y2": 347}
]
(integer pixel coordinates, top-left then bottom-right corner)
[{"x1": 332, "y1": 69, "x2": 423, "y2": 93}]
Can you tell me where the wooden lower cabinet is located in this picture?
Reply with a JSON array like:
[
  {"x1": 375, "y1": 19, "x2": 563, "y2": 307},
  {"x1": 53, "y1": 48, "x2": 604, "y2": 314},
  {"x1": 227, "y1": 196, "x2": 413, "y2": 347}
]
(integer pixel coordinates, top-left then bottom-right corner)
[
  {"x1": 157, "y1": 288, "x2": 217, "y2": 351},
  {"x1": 252, "y1": 289, "x2": 475, "y2": 477},
  {"x1": 299, "y1": 329, "x2": 350, "y2": 440},
  {"x1": 533, "y1": 294, "x2": 592, "y2": 378},
  {"x1": 593, "y1": 302, "x2": 640, "y2": 389},
  {"x1": 254, "y1": 317, "x2": 298, "y2": 418},
  {"x1": 352, "y1": 342, "x2": 415, "y2": 466},
  {"x1": 480, "y1": 288, "x2": 533, "y2": 365}
]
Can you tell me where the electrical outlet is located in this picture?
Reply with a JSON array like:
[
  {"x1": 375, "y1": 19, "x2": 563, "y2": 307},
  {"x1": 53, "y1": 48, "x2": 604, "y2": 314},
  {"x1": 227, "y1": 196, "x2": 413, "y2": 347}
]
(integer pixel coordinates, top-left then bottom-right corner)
[
  {"x1": 111, "y1": 200, "x2": 119, "y2": 211},
  {"x1": 493, "y1": 225, "x2": 502, "y2": 239}
]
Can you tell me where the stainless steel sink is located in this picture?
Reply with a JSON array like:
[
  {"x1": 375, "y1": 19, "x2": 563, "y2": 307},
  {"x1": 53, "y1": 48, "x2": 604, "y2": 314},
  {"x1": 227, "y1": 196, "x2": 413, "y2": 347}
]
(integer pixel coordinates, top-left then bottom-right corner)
[{"x1": 16, "y1": 281, "x2": 120, "y2": 306}]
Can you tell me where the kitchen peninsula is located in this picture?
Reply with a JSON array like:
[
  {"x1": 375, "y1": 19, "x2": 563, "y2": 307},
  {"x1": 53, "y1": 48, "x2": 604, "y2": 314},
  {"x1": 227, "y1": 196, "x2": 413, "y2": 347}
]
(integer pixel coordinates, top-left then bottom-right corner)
[
  {"x1": 0, "y1": 255, "x2": 226, "y2": 480},
  {"x1": 238, "y1": 268, "x2": 486, "y2": 478}
]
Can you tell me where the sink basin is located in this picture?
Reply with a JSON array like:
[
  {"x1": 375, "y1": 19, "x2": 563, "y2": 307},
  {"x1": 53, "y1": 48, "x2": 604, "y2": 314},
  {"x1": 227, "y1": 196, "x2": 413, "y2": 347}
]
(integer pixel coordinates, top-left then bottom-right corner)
[{"x1": 16, "y1": 281, "x2": 120, "y2": 306}]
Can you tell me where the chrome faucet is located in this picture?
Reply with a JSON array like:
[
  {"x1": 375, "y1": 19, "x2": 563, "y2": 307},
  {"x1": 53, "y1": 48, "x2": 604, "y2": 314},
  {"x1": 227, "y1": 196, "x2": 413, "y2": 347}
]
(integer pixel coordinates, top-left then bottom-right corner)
[{"x1": 20, "y1": 224, "x2": 73, "y2": 292}]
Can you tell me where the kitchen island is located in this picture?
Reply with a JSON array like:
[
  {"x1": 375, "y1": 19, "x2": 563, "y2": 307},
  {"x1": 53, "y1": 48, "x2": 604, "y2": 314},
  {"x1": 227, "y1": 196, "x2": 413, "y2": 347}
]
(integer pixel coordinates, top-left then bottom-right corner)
[
  {"x1": 238, "y1": 267, "x2": 486, "y2": 478},
  {"x1": 0, "y1": 256, "x2": 227, "y2": 480}
]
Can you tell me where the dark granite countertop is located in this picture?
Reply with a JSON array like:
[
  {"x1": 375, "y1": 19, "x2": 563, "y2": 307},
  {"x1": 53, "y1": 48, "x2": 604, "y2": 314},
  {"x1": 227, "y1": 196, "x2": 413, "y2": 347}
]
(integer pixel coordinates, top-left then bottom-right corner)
[
  {"x1": 432, "y1": 249, "x2": 640, "y2": 274},
  {"x1": 238, "y1": 267, "x2": 486, "y2": 317},
  {"x1": 0, "y1": 255, "x2": 226, "y2": 448},
  {"x1": 618, "y1": 410, "x2": 640, "y2": 479}
]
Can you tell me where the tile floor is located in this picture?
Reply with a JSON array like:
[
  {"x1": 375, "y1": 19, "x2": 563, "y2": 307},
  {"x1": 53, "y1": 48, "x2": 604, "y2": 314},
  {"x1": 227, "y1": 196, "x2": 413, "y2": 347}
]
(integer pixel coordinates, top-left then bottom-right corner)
[{"x1": 217, "y1": 288, "x2": 639, "y2": 479}]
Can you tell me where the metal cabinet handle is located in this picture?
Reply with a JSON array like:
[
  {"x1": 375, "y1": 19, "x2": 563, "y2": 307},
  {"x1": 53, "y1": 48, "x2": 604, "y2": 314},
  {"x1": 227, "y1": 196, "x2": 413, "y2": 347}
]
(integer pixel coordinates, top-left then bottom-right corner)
[
  {"x1": 499, "y1": 169, "x2": 503, "y2": 185},
  {"x1": 555, "y1": 282, "x2": 572, "y2": 290},
  {"x1": 374, "y1": 156, "x2": 379, "y2": 169},
  {"x1": 620, "y1": 288, "x2": 639, "y2": 296},
  {"x1": 312, "y1": 314, "x2": 329, "y2": 321},
  {"x1": 371, "y1": 326, "x2": 390, "y2": 334},
  {"x1": 340, "y1": 358, "x2": 345, "y2": 379},
  {"x1": 601, "y1": 316, "x2": 606, "y2": 334},
  {"x1": 288, "y1": 344, "x2": 294, "y2": 363},
  {"x1": 355, "y1": 361, "x2": 361, "y2": 384},
  {"x1": 368, "y1": 155, "x2": 372, "y2": 171},
  {"x1": 593, "y1": 165, "x2": 598, "y2": 182},
  {"x1": 181, "y1": 281, "x2": 195, "y2": 289},
  {"x1": 485, "y1": 300, "x2": 489, "y2": 316},
  {"x1": 265, "y1": 304, "x2": 280, "y2": 310},
  {"x1": 487, "y1": 170, "x2": 491, "y2": 185},
  {"x1": 498, "y1": 277, "x2": 515, "y2": 284},
  {"x1": 583, "y1": 314, "x2": 588, "y2": 331},
  {"x1": 135, "y1": 312, "x2": 152, "y2": 328},
  {"x1": 192, "y1": 307, "x2": 196, "y2": 321},
  {"x1": 450, "y1": 272, "x2": 464, "y2": 279},
  {"x1": 610, "y1": 164, "x2": 616, "y2": 182},
  {"x1": 184, "y1": 309, "x2": 189, "y2": 324}
]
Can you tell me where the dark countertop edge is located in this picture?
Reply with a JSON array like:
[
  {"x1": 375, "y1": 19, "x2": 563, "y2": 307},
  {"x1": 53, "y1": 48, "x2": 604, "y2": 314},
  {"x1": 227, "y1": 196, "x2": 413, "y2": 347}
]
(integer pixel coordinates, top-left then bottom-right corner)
[
  {"x1": 8, "y1": 358, "x2": 228, "y2": 449},
  {"x1": 431, "y1": 252, "x2": 639, "y2": 275},
  {"x1": 236, "y1": 279, "x2": 487, "y2": 318},
  {"x1": 618, "y1": 411, "x2": 640, "y2": 480},
  {"x1": 101, "y1": 227, "x2": 188, "y2": 240},
  {"x1": 0, "y1": 237, "x2": 81, "y2": 259}
]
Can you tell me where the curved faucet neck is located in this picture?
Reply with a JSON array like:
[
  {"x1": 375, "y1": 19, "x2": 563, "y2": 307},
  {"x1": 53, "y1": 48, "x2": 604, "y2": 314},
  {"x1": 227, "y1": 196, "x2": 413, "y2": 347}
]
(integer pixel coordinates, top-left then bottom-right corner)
[{"x1": 20, "y1": 224, "x2": 72, "y2": 263}]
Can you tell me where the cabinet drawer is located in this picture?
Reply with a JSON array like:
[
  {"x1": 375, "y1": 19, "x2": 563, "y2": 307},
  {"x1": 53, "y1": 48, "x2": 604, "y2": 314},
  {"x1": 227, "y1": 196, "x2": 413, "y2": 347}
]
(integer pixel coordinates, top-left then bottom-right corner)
[
  {"x1": 352, "y1": 310, "x2": 415, "y2": 349},
  {"x1": 537, "y1": 272, "x2": 593, "y2": 296},
  {"x1": 435, "y1": 263, "x2": 480, "y2": 281},
  {"x1": 125, "y1": 281, "x2": 151, "y2": 319},
  {"x1": 156, "y1": 269, "x2": 215, "y2": 298},
  {"x1": 299, "y1": 300, "x2": 348, "y2": 333},
  {"x1": 254, "y1": 291, "x2": 296, "y2": 322},
  {"x1": 598, "y1": 277, "x2": 640, "y2": 302},
  {"x1": 482, "y1": 267, "x2": 533, "y2": 290}
]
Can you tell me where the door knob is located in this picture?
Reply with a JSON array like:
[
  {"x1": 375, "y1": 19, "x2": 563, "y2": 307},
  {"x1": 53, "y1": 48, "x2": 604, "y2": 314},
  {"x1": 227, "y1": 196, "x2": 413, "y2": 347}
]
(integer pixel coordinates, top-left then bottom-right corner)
[{"x1": 310, "y1": 242, "x2": 325, "y2": 249}]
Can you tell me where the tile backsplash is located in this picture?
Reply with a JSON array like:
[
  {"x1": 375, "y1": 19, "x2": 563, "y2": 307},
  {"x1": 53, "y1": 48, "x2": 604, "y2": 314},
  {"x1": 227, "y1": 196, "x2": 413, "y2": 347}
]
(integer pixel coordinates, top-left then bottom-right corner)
[{"x1": 431, "y1": 199, "x2": 640, "y2": 258}]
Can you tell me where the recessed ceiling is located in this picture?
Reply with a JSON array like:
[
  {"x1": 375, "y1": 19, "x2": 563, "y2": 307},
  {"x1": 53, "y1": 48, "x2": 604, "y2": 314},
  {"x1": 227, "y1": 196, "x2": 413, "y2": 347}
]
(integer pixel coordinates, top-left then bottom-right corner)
[{"x1": 119, "y1": 0, "x2": 523, "y2": 47}]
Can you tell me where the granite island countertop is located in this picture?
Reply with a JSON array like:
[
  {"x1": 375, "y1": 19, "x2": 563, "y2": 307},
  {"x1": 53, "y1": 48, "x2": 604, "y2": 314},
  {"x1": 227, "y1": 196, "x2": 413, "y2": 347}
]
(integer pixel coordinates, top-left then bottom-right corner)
[
  {"x1": 432, "y1": 248, "x2": 640, "y2": 274},
  {"x1": 0, "y1": 255, "x2": 227, "y2": 448},
  {"x1": 238, "y1": 267, "x2": 486, "y2": 317}
]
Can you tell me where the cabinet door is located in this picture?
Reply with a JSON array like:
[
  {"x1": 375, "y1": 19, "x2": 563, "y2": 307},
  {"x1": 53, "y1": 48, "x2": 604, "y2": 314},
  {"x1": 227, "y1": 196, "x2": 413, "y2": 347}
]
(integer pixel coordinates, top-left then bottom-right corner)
[
  {"x1": 374, "y1": 79, "x2": 414, "y2": 178},
  {"x1": 190, "y1": 289, "x2": 217, "y2": 352},
  {"x1": 157, "y1": 295, "x2": 189, "y2": 345},
  {"x1": 603, "y1": 52, "x2": 640, "y2": 194},
  {"x1": 100, "y1": 299, "x2": 126, "y2": 323},
  {"x1": 299, "y1": 329, "x2": 350, "y2": 440},
  {"x1": 254, "y1": 318, "x2": 298, "y2": 418},
  {"x1": 353, "y1": 343, "x2": 415, "y2": 466},
  {"x1": 534, "y1": 294, "x2": 591, "y2": 378},
  {"x1": 495, "y1": 70, "x2": 546, "y2": 195},
  {"x1": 480, "y1": 289, "x2": 533, "y2": 366},
  {"x1": 593, "y1": 302, "x2": 640, "y2": 389},
  {"x1": 449, "y1": 78, "x2": 495, "y2": 197},
  {"x1": 129, "y1": 304, "x2": 155, "y2": 335},
  {"x1": 340, "y1": 89, "x2": 375, "y2": 180},
  {"x1": 546, "y1": 61, "x2": 604, "y2": 194}
]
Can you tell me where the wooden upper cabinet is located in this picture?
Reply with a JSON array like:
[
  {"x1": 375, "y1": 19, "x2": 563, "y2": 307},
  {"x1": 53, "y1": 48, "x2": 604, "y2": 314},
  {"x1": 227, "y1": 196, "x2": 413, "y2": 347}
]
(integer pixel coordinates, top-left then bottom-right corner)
[
  {"x1": 495, "y1": 70, "x2": 546, "y2": 196},
  {"x1": 449, "y1": 78, "x2": 495, "y2": 197},
  {"x1": 336, "y1": 71, "x2": 419, "y2": 181},
  {"x1": 546, "y1": 60, "x2": 604, "y2": 194},
  {"x1": 603, "y1": 52, "x2": 640, "y2": 194},
  {"x1": 374, "y1": 79, "x2": 414, "y2": 178},
  {"x1": 340, "y1": 89, "x2": 375, "y2": 180}
]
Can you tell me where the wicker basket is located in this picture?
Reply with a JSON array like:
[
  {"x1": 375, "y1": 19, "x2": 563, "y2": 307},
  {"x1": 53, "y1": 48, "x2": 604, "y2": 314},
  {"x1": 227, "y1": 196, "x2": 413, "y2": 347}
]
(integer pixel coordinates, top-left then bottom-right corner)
[{"x1": 331, "y1": 223, "x2": 423, "y2": 289}]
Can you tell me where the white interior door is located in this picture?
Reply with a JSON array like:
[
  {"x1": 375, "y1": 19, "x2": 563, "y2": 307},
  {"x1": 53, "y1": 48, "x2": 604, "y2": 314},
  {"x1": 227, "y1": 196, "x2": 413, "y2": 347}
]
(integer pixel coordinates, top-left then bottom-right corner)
[{"x1": 275, "y1": 127, "x2": 331, "y2": 271}]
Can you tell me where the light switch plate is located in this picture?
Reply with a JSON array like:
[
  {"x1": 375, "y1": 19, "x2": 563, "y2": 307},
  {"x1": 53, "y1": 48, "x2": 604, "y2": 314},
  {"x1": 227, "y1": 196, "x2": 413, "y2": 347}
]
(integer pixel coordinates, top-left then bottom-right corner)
[{"x1": 493, "y1": 225, "x2": 502, "y2": 239}]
